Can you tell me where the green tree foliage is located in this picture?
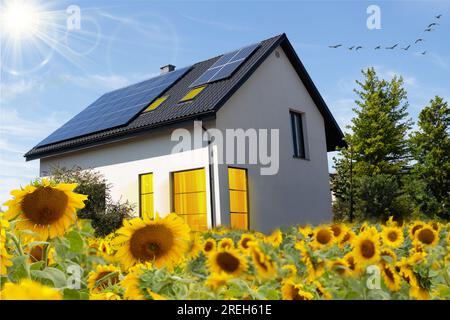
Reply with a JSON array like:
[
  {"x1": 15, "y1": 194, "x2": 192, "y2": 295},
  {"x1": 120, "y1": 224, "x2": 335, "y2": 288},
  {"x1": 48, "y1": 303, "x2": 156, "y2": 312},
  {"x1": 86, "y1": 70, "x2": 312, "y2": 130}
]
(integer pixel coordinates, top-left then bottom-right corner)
[
  {"x1": 409, "y1": 96, "x2": 450, "y2": 219},
  {"x1": 50, "y1": 166, "x2": 134, "y2": 236},
  {"x1": 332, "y1": 68, "x2": 413, "y2": 221}
]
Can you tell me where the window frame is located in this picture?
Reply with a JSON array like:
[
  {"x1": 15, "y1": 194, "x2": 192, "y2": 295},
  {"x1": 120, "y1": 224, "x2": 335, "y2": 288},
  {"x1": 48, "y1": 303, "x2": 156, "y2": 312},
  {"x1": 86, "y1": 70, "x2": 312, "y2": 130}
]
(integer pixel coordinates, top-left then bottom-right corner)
[
  {"x1": 138, "y1": 172, "x2": 154, "y2": 218},
  {"x1": 227, "y1": 166, "x2": 250, "y2": 230},
  {"x1": 179, "y1": 85, "x2": 207, "y2": 103},
  {"x1": 289, "y1": 110, "x2": 308, "y2": 159},
  {"x1": 143, "y1": 95, "x2": 168, "y2": 113}
]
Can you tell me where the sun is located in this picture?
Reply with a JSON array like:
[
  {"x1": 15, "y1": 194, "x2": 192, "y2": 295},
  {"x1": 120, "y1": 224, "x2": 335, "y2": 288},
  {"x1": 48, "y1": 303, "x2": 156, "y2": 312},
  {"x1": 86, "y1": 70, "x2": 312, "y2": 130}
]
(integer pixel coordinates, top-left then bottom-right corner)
[{"x1": 1, "y1": 0, "x2": 43, "y2": 40}]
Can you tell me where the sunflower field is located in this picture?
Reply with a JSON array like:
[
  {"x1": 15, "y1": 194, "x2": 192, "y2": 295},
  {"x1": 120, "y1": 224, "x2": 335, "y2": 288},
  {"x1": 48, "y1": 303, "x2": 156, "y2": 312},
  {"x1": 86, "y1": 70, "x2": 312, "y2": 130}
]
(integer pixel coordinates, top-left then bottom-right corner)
[{"x1": 1, "y1": 179, "x2": 449, "y2": 300}]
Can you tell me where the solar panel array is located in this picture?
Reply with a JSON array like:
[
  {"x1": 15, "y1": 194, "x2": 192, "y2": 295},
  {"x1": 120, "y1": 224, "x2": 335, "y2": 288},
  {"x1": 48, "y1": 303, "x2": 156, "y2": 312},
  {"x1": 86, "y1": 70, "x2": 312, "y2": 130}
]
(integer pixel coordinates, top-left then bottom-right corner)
[
  {"x1": 36, "y1": 66, "x2": 191, "y2": 147},
  {"x1": 190, "y1": 43, "x2": 260, "y2": 88}
]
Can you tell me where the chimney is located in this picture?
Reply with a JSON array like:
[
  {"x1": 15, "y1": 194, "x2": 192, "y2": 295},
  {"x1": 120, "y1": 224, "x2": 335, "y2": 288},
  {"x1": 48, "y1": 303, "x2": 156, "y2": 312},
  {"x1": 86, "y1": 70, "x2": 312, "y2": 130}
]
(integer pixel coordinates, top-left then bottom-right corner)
[{"x1": 160, "y1": 64, "x2": 176, "y2": 74}]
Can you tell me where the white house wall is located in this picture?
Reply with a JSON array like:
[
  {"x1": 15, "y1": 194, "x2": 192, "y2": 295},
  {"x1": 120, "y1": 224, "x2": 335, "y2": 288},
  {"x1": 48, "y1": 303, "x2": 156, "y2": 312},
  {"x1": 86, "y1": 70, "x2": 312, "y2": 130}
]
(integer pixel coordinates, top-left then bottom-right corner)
[
  {"x1": 215, "y1": 46, "x2": 332, "y2": 232},
  {"x1": 39, "y1": 125, "x2": 215, "y2": 224}
]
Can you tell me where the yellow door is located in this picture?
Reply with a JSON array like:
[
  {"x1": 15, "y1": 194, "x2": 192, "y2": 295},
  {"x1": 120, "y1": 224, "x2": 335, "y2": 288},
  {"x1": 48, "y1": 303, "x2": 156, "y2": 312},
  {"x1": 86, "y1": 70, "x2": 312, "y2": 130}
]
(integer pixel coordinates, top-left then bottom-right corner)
[
  {"x1": 228, "y1": 167, "x2": 249, "y2": 229},
  {"x1": 173, "y1": 168, "x2": 207, "y2": 231}
]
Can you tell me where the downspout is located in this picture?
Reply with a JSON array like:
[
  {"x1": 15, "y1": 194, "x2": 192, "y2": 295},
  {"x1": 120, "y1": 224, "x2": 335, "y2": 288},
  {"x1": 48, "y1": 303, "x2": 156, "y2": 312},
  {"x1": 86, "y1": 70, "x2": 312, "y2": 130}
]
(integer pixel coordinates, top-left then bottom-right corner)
[{"x1": 201, "y1": 123, "x2": 217, "y2": 228}]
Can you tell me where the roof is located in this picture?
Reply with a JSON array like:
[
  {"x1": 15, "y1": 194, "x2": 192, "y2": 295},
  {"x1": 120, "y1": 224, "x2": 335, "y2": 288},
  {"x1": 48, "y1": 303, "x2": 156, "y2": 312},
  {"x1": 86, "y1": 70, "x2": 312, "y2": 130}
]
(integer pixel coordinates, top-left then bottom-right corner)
[{"x1": 25, "y1": 33, "x2": 345, "y2": 161}]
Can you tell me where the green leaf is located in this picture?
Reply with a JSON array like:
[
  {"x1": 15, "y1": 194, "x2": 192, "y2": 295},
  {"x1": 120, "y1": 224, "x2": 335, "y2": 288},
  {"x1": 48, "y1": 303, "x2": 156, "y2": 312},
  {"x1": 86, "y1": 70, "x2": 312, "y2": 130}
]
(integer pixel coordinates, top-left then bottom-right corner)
[
  {"x1": 65, "y1": 230, "x2": 85, "y2": 253},
  {"x1": 32, "y1": 267, "x2": 67, "y2": 288},
  {"x1": 63, "y1": 288, "x2": 81, "y2": 300}
]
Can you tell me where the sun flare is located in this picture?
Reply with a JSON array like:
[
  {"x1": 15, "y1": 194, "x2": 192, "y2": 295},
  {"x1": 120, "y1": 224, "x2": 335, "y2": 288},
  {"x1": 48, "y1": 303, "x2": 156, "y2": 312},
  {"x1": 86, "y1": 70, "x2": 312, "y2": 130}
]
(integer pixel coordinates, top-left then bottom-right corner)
[{"x1": 1, "y1": 0, "x2": 43, "y2": 40}]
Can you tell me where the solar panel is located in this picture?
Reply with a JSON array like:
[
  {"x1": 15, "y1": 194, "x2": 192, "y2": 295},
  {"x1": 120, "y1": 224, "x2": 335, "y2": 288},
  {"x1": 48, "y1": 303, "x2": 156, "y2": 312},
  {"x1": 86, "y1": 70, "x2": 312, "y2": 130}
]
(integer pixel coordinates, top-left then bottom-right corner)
[
  {"x1": 36, "y1": 66, "x2": 191, "y2": 147},
  {"x1": 190, "y1": 43, "x2": 260, "y2": 87}
]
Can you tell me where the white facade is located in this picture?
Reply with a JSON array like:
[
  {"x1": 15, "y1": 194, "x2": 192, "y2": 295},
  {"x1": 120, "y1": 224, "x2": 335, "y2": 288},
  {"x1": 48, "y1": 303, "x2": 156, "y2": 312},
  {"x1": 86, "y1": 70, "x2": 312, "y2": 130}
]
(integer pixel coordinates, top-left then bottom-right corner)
[{"x1": 40, "y1": 45, "x2": 333, "y2": 232}]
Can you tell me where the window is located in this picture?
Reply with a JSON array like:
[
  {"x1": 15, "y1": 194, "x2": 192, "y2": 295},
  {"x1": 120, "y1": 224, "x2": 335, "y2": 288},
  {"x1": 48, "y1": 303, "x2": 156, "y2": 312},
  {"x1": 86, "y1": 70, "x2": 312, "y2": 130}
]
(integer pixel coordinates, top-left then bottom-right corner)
[
  {"x1": 139, "y1": 173, "x2": 154, "y2": 218},
  {"x1": 228, "y1": 167, "x2": 249, "y2": 230},
  {"x1": 143, "y1": 96, "x2": 168, "y2": 112},
  {"x1": 290, "y1": 111, "x2": 306, "y2": 159},
  {"x1": 172, "y1": 168, "x2": 207, "y2": 231},
  {"x1": 179, "y1": 86, "x2": 206, "y2": 102}
]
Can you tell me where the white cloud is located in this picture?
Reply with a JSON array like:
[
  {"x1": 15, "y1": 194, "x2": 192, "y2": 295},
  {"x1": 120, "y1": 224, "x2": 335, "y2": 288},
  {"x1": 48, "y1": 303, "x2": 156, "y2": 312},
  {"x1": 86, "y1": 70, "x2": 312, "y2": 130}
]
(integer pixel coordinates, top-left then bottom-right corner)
[
  {"x1": 60, "y1": 74, "x2": 132, "y2": 91},
  {"x1": 0, "y1": 79, "x2": 40, "y2": 101}
]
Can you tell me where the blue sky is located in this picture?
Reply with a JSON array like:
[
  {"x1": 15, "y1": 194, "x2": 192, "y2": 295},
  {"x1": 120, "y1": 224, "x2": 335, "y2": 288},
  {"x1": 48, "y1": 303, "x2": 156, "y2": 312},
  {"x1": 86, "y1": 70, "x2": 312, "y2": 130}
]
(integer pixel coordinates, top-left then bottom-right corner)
[{"x1": 1, "y1": 0, "x2": 449, "y2": 206}]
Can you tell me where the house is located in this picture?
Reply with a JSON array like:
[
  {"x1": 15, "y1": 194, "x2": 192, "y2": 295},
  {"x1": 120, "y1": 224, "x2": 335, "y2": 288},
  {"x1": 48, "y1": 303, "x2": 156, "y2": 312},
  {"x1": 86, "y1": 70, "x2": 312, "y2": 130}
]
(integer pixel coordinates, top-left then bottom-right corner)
[{"x1": 25, "y1": 33, "x2": 345, "y2": 233}]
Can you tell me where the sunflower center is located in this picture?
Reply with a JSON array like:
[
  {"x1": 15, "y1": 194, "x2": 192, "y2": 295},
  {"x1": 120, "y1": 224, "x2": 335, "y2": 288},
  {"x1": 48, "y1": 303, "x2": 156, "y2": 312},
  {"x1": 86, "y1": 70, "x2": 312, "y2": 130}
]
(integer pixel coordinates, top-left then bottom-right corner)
[
  {"x1": 21, "y1": 187, "x2": 69, "y2": 225},
  {"x1": 216, "y1": 251, "x2": 240, "y2": 273},
  {"x1": 360, "y1": 240, "x2": 375, "y2": 258},
  {"x1": 129, "y1": 225, "x2": 174, "y2": 262},
  {"x1": 383, "y1": 266, "x2": 395, "y2": 283},
  {"x1": 387, "y1": 231, "x2": 398, "y2": 242},
  {"x1": 254, "y1": 251, "x2": 269, "y2": 271},
  {"x1": 241, "y1": 238, "x2": 251, "y2": 249},
  {"x1": 290, "y1": 286, "x2": 308, "y2": 300},
  {"x1": 204, "y1": 241, "x2": 214, "y2": 252},
  {"x1": 316, "y1": 229, "x2": 332, "y2": 245},
  {"x1": 331, "y1": 225, "x2": 342, "y2": 237},
  {"x1": 411, "y1": 225, "x2": 423, "y2": 236},
  {"x1": 30, "y1": 246, "x2": 44, "y2": 261},
  {"x1": 332, "y1": 262, "x2": 346, "y2": 275},
  {"x1": 417, "y1": 229, "x2": 435, "y2": 245},
  {"x1": 342, "y1": 232, "x2": 350, "y2": 243}
]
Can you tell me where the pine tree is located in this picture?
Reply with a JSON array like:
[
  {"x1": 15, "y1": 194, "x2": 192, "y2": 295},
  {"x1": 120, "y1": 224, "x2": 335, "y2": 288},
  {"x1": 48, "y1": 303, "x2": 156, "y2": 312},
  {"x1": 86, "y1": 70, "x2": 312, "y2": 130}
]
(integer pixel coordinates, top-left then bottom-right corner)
[
  {"x1": 332, "y1": 68, "x2": 413, "y2": 221},
  {"x1": 351, "y1": 68, "x2": 412, "y2": 176},
  {"x1": 409, "y1": 96, "x2": 450, "y2": 219}
]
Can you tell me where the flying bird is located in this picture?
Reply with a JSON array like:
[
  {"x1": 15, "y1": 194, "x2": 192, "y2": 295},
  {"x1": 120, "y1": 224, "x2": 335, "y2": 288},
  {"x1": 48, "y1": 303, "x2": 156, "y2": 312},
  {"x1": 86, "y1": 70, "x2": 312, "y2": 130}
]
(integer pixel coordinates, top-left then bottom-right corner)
[
  {"x1": 348, "y1": 46, "x2": 355, "y2": 50},
  {"x1": 424, "y1": 27, "x2": 434, "y2": 32},
  {"x1": 374, "y1": 45, "x2": 382, "y2": 50},
  {"x1": 421, "y1": 51, "x2": 427, "y2": 55},
  {"x1": 435, "y1": 14, "x2": 442, "y2": 19},
  {"x1": 355, "y1": 46, "x2": 363, "y2": 51},
  {"x1": 401, "y1": 45, "x2": 411, "y2": 50},
  {"x1": 386, "y1": 44, "x2": 398, "y2": 49},
  {"x1": 328, "y1": 44, "x2": 342, "y2": 48},
  {"x1": 415, "y1": 38, "x2": 424, "y2": 44},
  {"x1": 427, "y1": 22, "x2": 439, "y2": 28}
]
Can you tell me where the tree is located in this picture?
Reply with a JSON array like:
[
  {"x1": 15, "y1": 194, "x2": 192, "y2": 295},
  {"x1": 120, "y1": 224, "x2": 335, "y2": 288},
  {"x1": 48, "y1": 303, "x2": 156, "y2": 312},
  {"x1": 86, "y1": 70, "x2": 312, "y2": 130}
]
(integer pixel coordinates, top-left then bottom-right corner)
[
  {"x1": 409, "y1": 96, "x2": 450, "y2": 219},
  {"x1": 351, "y1": 68, "x2": 412, "y2": 176},
  {"x1": 332, "y1": 68, "x2": 413, "y2": 221}
]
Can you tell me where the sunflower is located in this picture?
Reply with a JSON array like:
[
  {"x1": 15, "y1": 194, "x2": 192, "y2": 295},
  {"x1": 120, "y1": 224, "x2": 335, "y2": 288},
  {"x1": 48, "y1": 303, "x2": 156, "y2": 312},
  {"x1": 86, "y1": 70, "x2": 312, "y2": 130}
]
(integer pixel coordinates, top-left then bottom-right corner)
[
  {"x1": 381, "y1": 226, "x2": 404, "y2": 248},
  {"x1": 251, "y1": 246, "x2": 276, "y2": 279},
  {"x1": 339, "y1": 229, "x2": 356, "y2": 248},
  {"x1": 3, "y1": 179, "x2": 87, "y2": 240},
  {"x1": 1, "y1": 246, "x2": 13, "y2": 275},
  {"x1": 281, "y1": 264, "x2": 297, "y2": 279},
  {"x1": 120, "y1": 263, "x2": 151, "y2": 300},
  {"x1": 327, "y1": 258, "x2": 351, "y2": 277},
  {"x1": 310, "y1": 226, "x2": 335, "y2": 249},
  {"x1": 1, "y1": 279, "x2": 62, "y2": 300},
  {"x1": 414, "y1": 225, "x2": 439, "y2": 247},
  {"x1": 112, "y1": 213, "x2": 190, "y2": 269},
  {"x1": 343, "y1": 252, "x2": 361, "y2": 276},
  {"x1": 146, "y1": 289, "x2": 167, "y2": 300},
  {"x1": 205, "y1": 272, "x2": 232, "y2": 290},
  {"x1": 409, "y1": 221, "x2": 424, "y2": 240},
  {"x1": 264, "y1": 229, "x2": 283, "y2": 247},
  {"x1": 207, "y1": 247, "x2": 248, "y2": 276},
  {"x1": 380, "y1": 263, "x2": 401, "y2": 292},
  {"x1": 396, "y1": 259, "x2": 418, "y2": 288},
  {"x1": 87, "y1": 264, "x2": 121, "y2": 292},
  {"x1": 202, "y1": 238, "x2": 216, "y2": 255},
  {"x1": 28, "y1": 245, "x2": 56, "y2": 265},
  {"x1": 187, "y1": 233, "x2": 203, "y2": 259},
  {"x1": 238, "y1": 233, "x2": 256, "y2": 253},
  {"x1": 218, "y1": 237, "x2": 234, "y2": 250},
  {"x1": 410, "y1": 283, "x2": 430, "y2": 300},
  {"x1": 298, "y1": 225, "x2": 314, "y2": 239},
  {"x1": 330, "y1": 223, "x2": 348, "y2": 242},
  {"x1": 90, "y1": 292, "x2": 122, "y2": 300},
  {"x1": 351, "y1": 229, "x2": 381, "y2": 268},
  {"x1": 281, "y1": 280, "x2": 314, "y2": 300},
  {"x1": 313, "y1": 281, "x2": 332, "y2": 300},
  {"x1": 380, "y1": 248, "x2": 397, "y2": 264}
]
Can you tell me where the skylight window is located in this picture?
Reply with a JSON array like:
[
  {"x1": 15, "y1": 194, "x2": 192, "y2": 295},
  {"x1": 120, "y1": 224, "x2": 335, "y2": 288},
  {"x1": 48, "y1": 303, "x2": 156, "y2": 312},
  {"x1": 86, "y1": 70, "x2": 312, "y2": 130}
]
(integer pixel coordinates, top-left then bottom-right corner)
[
  {"x1": 179, "y1": 86, "x2": 206, "y2": 103},
  {"x1": 143, "y1": 96, "x2": 168, "y2": 112}
]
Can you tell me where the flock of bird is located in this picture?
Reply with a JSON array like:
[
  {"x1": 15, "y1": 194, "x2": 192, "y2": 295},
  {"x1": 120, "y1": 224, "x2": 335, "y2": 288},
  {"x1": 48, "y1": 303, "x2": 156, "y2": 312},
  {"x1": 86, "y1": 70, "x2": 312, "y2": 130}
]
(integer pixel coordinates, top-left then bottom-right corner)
[{"x1": 328, "y1": 14, "x2": 443, "y2": 55}]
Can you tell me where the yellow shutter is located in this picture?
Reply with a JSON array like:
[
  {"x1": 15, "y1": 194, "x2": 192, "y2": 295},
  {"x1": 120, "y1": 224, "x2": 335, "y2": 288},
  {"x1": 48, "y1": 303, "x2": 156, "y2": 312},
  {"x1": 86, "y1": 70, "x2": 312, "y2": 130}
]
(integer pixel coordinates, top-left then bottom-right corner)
[
  {"x1": 173, "y1": 168, "x2": 207, "y2": 231},
  {"x1": 139, "y1": 173, "x2": 154, "y2": 219},
  {"x1": 228, "y1": 167, "x2": 249, "y2": 230}
]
